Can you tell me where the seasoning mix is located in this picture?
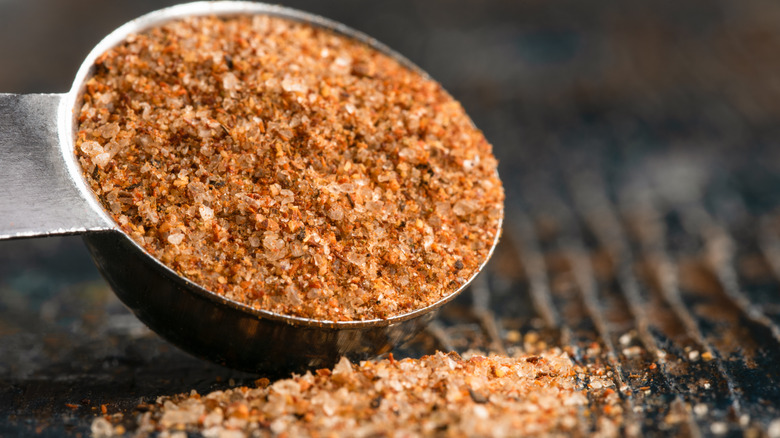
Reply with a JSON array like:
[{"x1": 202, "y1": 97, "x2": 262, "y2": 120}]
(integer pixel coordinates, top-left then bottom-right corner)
[
  {"x1": 92, "y1": 350, "x2": 617, "y2": 437},
  {"x1": 75, "y1": 15, "x2": 504, "y2": 321}
]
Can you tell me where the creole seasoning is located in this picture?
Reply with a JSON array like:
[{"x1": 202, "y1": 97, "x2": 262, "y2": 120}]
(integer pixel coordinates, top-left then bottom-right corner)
[
  {"x1": 76, "y1": 15, "x2": 503, "y2": 321},
  {"x1": 92, "y1": 350, "x2": 599, "y2": 437}
]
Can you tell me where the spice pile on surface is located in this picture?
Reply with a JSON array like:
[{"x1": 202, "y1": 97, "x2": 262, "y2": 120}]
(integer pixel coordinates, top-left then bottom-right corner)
[
  {"x1": 92, "y1": 350, "x2": 619, "y2": 437},
  {"x1": 75, "y1": 14, "x2": 504, "y2": 321}
]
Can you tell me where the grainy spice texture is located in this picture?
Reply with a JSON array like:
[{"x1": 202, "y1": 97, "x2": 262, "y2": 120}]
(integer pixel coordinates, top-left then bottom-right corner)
[
  {"x1": 91, "y1": 350, "x2": 620, "y2": 437},
  {"x1": 75, "y1": 15, "x2": 504, "y2": 321}
]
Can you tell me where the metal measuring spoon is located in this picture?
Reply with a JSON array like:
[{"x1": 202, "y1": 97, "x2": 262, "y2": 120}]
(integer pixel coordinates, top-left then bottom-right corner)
[{"x1": 0, "y1": 1, "x2": 503, "y2": 374}]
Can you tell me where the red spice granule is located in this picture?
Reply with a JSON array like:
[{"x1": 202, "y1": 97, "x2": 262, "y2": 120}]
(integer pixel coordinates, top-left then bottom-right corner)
[{"x1": 75, "y1": 15, "x2": 504, "y2": 321}]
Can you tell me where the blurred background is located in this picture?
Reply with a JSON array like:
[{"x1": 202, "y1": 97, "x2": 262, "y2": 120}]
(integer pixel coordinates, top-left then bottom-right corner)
[{"x1": 3, "y1": 0, "x2": 780, "y2": 436}]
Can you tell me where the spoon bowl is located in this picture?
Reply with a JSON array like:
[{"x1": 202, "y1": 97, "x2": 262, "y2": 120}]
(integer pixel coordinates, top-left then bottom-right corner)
[{"x1": 0, "y1": 1, "x2": 503, "y2": 374}]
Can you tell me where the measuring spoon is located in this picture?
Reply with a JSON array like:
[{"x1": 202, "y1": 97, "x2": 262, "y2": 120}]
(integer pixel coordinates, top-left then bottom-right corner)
[{"x1": 0, "y1": 1, "x2": 503, "y2": 374}]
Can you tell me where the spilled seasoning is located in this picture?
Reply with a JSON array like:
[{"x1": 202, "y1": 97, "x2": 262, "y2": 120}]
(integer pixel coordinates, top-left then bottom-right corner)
[{"x1": 92, "y1": 350, "x2": 614, "y2": 437}]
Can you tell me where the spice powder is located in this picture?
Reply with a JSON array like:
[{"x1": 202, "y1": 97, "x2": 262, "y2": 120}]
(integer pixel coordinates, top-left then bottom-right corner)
[
  {"x1": 92, "y1": 350, "x2": 604, "y2": 437},
  {"x1": 76, "y1": 15, "x2": 504, "y2": 321}
]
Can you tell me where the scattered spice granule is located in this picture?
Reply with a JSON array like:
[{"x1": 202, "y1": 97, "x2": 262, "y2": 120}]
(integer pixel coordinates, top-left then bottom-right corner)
[
  {"x1": 91, "y1": 350, "x2": 598, "y2": 438},
  {"x1": 75, "y1": 15, "x2": 504, "y2": 321}
]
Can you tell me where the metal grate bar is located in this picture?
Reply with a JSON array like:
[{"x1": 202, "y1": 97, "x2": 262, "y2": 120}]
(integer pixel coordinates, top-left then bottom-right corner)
[
  {"x1": 757, "y1": 217, "x2": 780, "y2": 326},
  {"x1": 519, "y1": 178, "x2": 642, "y2": 434},
  {"x1": 680, "y1": 203, "x2": 780, "y2": 345},
  {"x1": 505, "y1": 206, "x2": 562, "y2": 331},
  {"x1": 569, "y1": 174, "x2": 703, "y2": 434},
  {"x1": 670, "y1": 202, "x2": 780, "y2": 429},
  {"x1": 759, "y1": 217, "x2": 780, "y2": 285},
  {"x1": 500, "y1": 202, "x2": 593, "y2": 434},
  {"x1": 469, "y1": 275, "x2": 508, "y2": 355},
  {"x1": 423, "y1": 321, "x2": 457, "y2": 353},
  {"x1": 571, "y1": 172, "x2": 758, "y2": 435},
  {"x1": 563, "y1": 172, "x2": 713, "y2": 436},
  {"x1": 630, "y1": 187, "x2": 762, "y2": 435},
  {"x1": 617, "y1": 177, "x2": 750, "y2": 434}
]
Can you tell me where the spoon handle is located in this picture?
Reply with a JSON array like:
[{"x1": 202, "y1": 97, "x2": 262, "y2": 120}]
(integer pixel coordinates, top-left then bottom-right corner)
[{"x1": 0, "y1": 93, "x2": 111, "y2": 239}]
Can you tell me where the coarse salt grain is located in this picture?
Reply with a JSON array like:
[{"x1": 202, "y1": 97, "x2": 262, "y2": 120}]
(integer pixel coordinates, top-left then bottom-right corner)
[
  {"x1": 168, "y1": 233, "x2": 185, "y2": 245},
  {"x1": 92, "y1": 152, "x2": 111, "y2": 169},
  {"x1": 472, "y1": 404, "x2": 489, "y2": 419},
  {"x1": 99, "y1": 122, "x2": 121, "y2": 139},
  {"x1": 281, "y1": 74, "x2": 307, "y2": 93},
  {"x1": 90, "y1": 418, "x2": 113, "y2": 438},
  {"x1": 711, "y1": 422, "x2": 728, "y2": 435},
  {"x1": 222, "y1": 72, "x2": 239, "y2": 91},
  {"x1": 199, "y1": 205, "x2": 214, "y2": 220},
  {"x1": 80, "y1": 140, "x2": 104, "y2": 156},
  {"x1": 769, "y1": 418, "x2": 780, "y2": 438}
]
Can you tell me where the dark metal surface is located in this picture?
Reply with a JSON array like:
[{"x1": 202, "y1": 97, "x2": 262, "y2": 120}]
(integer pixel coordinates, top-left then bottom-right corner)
[{"x1": 2, "y1": 0, "x2": 780, "y2": 436}]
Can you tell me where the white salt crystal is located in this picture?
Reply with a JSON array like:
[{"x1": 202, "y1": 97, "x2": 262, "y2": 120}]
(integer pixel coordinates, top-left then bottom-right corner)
[
  {"x1": 100, "y1": 123, "x2": 120, "y2": 139},
  {"x1": 90, "y1": 418, "x2": 113, "y2": 438},
  {"x1": 270, "y1": 419, "x2": 289, "y2": 435},
  {"x1": 711, "y1": 422, "x2": 727, "y2": 435},
  {"x1": 217, "y1": 429, "x2": 246, "y2": 438},
  {"x1": 138, "y1": 202, "x2": 159, "y2": 224},
  {"x1": 168, "y1": 233, "x2": 185, "y2": 245},
  {"x1": 92, "y1": 152, "x2": 111, "y2": 169},
  {"x1": 159, "y1": 404, "x2": 203, "y2": 427},
  {"x1": 331, "y1": 56, "x2": 352, "y2": 74},
  {"x1": 347, "y1": 252, "x2": 366, "y2": 268},
  {"x1": 328, "y1": 204, "x2": 344, "y2": 221},
  {"x1": 452, "y1": 199, "x2": 478, "y2": 216},
  {"x1": 366, "y1": 200, "x2": 383, "y2": 212},
  {"x1": 284, "y1": 286, "x2": 302, "y2": 306},
  {"x1": 338, "y1": 183, "x2": 355, "y2": 193},
  {"x1": 398, "y1": 148, "x2": 416, "y2": 161},
  {"x1": 222, "y1": 72, "x2": 239, "y2": 90},
  {"x1": 564, "y1": 393, "x2": 587, "y2": 406},
  {"x1": 768, "y1": 419, "x2": 780, "y2": 438},
  {"x1": 80, "y1": 140, "x2": 104, "y2": 157},
  {"x1": 423, "y1": 233, "x2": 435, "y2": 250},
  {"x1": 263, "y1": 232, "x2": 285, "y2": 251},
  {"x1": 436, "y1": 201, "x2": 451, "y2": 215},
  {"x1": 332, "y1": 356, "x2": 353, "y2": 377},
  {"x1": 199, "y1": 205, "x2": 214, "y2": 220},
  {"x1": 281, "y1": 74, "x2": 307, "y2": 93},
  {"x1": 472, "y1": 405, "x2": 489, "y2": 419}
]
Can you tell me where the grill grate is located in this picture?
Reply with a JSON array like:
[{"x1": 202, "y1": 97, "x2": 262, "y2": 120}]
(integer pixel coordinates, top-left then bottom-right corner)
[{"x1": 4, "y1": 1, "x2": 780, "y2": 436}]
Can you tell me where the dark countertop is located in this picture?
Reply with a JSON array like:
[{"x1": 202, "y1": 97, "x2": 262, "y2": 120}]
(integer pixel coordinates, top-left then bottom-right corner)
[{"x1": 3, "y1": 1, "x2": 780, "y2": 436}]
